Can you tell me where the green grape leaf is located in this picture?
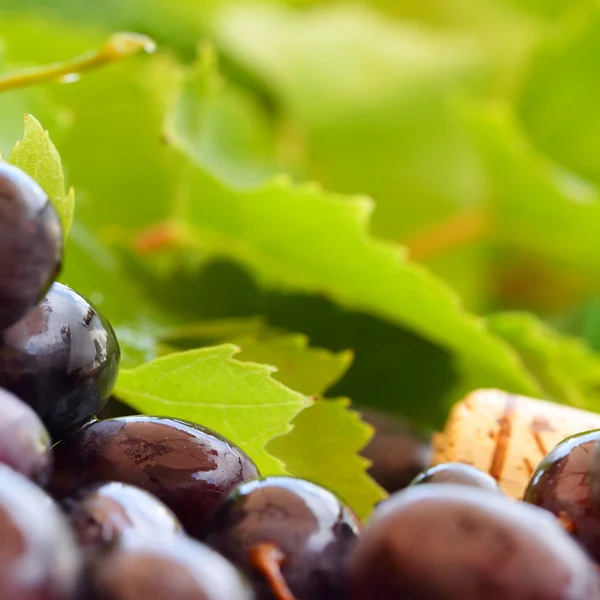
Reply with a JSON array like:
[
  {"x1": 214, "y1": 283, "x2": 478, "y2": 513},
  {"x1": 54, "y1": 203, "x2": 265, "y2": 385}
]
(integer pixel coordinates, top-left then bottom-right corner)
[
  {"x1": 210, "y1": 2, "x2": 504, "y2": 309},
  {"x1": 0, "y1": 0, "x2": 222, "y2": 58},
  {"x1": 472, "y1": 104, "x2": 600, "y2": 278},
  {"x1": 518, "y1": 13, "x2": 600, "y2": 184},
  {"x1": 213, "y1": 3, "x2": 488, "y2": 240},
  {"x1": 9, "y1": 113, "x2": 73, "y2": 233},
  {"x1": 487, "y1": 311, "x2": 600, "y2": 410},
  {"x1": 579, "y1": 298, "x2": 600, "y2": 353},
  {"x1": 114, "y1": 344, "x2": 311, "y2": 473},
  {"x1": 269, "y1": 398, "x2": 387, "y2": 519},
  {"x1": 51, "y1": 51, "x2": 181, "y2": 231},
  {"x1": 164, "y1": 317, "x2": 267, "y2": 346},
  {"x1": 105, "y1": 253, "x2": 456, "y2": 427},
  {"x1": 234, "y1": 333, "x2": 353, "y2": 396},
  {"x1": 369, "y1": 0, "x2": 578, "y2": 23},
  {"x1": 166, "y1": 46, "x2": 279, "y2": 187},
  {"x1": 170, "y1": 145, "x2": 541, "y2": 416},
  {"x1": 223, "y1": 332, "x2": 385, "y2": 515}
]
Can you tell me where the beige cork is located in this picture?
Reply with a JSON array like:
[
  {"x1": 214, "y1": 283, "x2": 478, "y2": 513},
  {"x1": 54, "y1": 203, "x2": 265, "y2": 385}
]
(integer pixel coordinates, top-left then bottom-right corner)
[{"x1": 432, "y1": 389, "x2": 600, "y2": 500}]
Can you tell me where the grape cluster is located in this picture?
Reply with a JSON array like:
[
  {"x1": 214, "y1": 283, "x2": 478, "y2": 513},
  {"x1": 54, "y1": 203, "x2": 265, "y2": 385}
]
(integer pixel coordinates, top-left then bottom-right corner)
[{"x1": 3, "y1": 163, "x2": 600, "y2": 599}]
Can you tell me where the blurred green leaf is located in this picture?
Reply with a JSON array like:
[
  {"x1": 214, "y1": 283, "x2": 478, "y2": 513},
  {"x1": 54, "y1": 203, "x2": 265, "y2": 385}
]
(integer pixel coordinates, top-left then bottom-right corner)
[
  {"x1": 269, "y1": 399, "x2": 387, "y2": 519},
  {"x1": 51, "y1": 52, "x2": 181, "y2": 231},
  {"x1": 0, "y1": 15, "x2": 181, "y2": 231},
  {"x1": 114, "y1": 344, "x2": 311, "y2": 473},
  {"x1": 487, "y1": 311, "x2": 600, "y2": 409},
  {"x1": 214, "y1": 3, "x2": 489, "y2": 240},
  {"x1": 166, "y1": 46, "x2": 279, "y2": 187},
  {"x1": 9, "y1": 113, "x2": 73, "y2": 233},
  {"x1": 109, "y1": 255, "x2": 455, "y2": 427},
  {"x1": 472, "y1": 104, "x2": 600, "y2": 281},
  {"x1": 224, "y1": 330, "x2": 386, "y2": 515},
  {"x1": 168, "y1": 145, "x2": 541, "y2": 416},
  {"x1": 519, "y1": 11, "x2": 600, "y2": 184},
  {"x1": 234, "y1": 333, "x2": 353, "y2": 396},
  {"x1": 164, "y1": 316, "x2": 267, "y2": 345},
  {"x1": 210, "y1": 3, "x2": 504, "y2": 309},
  {"x1": 0, "y1": 0, "x2": 220, "y2": 57}
]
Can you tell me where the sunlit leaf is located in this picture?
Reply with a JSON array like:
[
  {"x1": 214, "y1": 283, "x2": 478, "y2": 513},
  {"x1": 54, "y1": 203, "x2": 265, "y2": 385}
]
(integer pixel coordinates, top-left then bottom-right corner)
[{"x1": 114, "y1": 344, "x2": 311, "y2": 473}]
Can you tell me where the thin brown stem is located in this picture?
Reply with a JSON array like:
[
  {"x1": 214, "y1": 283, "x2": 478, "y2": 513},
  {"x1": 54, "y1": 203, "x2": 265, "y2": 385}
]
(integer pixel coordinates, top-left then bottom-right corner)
[
  {"x1": 132, "y1": 221, "x2": 183, "y2": 254},
  {"x1": 403, "y1": 209, "x2": 489, "y2": 262},
  {"x1": 248, "y1": 542, "x2": 298, "y2": 600}
]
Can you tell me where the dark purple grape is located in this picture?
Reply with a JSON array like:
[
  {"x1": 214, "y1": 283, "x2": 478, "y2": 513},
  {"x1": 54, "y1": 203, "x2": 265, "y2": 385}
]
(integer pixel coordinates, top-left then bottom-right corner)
[
  {"x1": 62, "y1": 481, "x2": 183, "y2": 555},
  {"x1": 50, "y1": 416, "x2": 259, "y2": 537},
  {"x1": 410, "y1": 462, "x2": 502, "y2": 493},
  {"x1": 349, "y1": 484, "x2": 600, "y2": 600},
  {"x1": 0, "y1": 163, "x2": 62, "y2": 330},
  {"x1": 360, "y1": 408, "x2": 432, "y2": 493},
  {"x1": 0, "y1": 387, "x2": 51, "y2": 484},
  {"x1": 0, "y1": 282, "x2": 120, "y2": 440},
  {"x1": 524, "y1": 429, "x2": 600, "y2": 561},
  {"x1": 0, "y1": 464, "x2": 81, "y2": 599},
  {"x1": 85, "y1": 534, "x2": 254, "y2": 600},
  {"x1": 202, "y1": 476, "x2": 361, "y2": 600}
]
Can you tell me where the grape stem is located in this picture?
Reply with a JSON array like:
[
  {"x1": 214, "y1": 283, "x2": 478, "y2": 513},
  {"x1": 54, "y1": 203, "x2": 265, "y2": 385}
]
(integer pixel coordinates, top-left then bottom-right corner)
[
  {"x1": 402, "y1": 209, "x2": 488, "y2": 261},
  {"x1": 248, "y1": 542, "x2": 298, "y2": 600},
  {"x1": 0, "y1": 32, "x2": 156, "y2": 94},
  {"x1": 133, "y1": 221, "x2": 184, "y2": 254}
]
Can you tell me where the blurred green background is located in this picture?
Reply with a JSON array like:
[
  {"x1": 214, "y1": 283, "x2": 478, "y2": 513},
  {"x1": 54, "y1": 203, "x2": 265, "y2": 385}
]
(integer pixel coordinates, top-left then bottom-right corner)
[{"x1": 3, "y1": 0, "x2": 600, "y2": 431}]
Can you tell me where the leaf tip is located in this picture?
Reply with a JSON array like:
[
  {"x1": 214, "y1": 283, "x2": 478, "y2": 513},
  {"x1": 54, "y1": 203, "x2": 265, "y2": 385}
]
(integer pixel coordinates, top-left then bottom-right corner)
[
  {"x1": 105, "y1": 32, "x2": 157, "y2": 59},
  {"x1": 22, "y1": 113, "x2": 44, "y2": 133}
]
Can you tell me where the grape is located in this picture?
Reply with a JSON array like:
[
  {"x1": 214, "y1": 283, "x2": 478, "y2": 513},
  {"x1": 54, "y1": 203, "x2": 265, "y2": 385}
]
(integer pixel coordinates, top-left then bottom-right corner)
[
  {"x1": 0, "y1": 163, "x2": 62, "y2": 330},
  {"x1": 50, "y1": 416, "x2": 259, "y2": 537},
  {"x1": 410, "y1": 462, "x2": 502, "y2": 493},
  {"x1": 0, "y1": 282, "x2": 120, "y2": 440},
  {"x1": 62, "y1": 481, "x2": 183, "y2": 555},
  {"x1": 84, "y1": 534, "x2": 254, "y2": 600},
  {"x1": 349, "y1": 484, "x2": 600, "y2": 600},
  {"x1": 360, "y1": 408, "x2": 432, "y2": 493},
  {"x1": 0, "y1": 387, "x2": 52, "y2": 484},
  {"x1": 523, "y1": 429, "x2": 600, "y2": 561},
  {"x1": 0, "y1": 464, "x2": 81, "y2": 600},
  {"x1": 202, "y1": 476, "x2": 361, "y2": 600}
]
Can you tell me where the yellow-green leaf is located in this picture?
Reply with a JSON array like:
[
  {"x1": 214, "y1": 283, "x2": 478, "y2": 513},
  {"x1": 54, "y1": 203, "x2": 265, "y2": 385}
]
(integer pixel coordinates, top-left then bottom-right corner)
[
  {"x1": 172, "y1": 149, "x2": 540, "y2": 404},
  {"x1": 234, "y1": 333, "x2": 353, "y2": 396},
  {"x1": 269, "y1": 399, "x2": 387, "y2": 519},
  {"x1": 9, "y1": 114, "x2": 73, "y2": 233},
  {"x1": 487, "y1": 312, "x2": 600, "y2": 411}
]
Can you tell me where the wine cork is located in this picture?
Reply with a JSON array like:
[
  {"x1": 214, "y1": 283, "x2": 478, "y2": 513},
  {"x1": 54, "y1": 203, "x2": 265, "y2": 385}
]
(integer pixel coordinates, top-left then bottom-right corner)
[{"x1": 432, "y1": 389, "x2": 600, "y2": 499}]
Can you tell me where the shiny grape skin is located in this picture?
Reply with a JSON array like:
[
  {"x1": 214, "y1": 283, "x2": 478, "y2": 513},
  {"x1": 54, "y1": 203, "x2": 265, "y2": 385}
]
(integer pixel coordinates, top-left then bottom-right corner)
[
  {"x1": 0, "y1": 464, "x2": 81, "y2": 600},
  {"x1": 349, "y1": 484, "x2": 600, "y2": 600},
  {"x1": 63, "y1": 481, "x2": 183, "y2": 555},
  {"x1": 524, "y1": 429, "x2": 600, "y2": 561},
  {"x1": 0, "y1": 387, "x2": 52, "y2": 484},
  {"x1": 202, "y1": 476, "x2": 362, "y2": 600},
  {"x1": 410, "y1": 462, "x2": 503, "y2": 494},
  {"x1": 0, "y1": 163, "x2": 62, "y2": 330},
  {"x1": 84, "y1": 534, "x2": 255, "y2": 600},
  {"x1": 0, "y1": 282, "x2": 120, "y2": 440},
  {"x1": 50, "y1": 416, "x2": 260, "y2": 537}
]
